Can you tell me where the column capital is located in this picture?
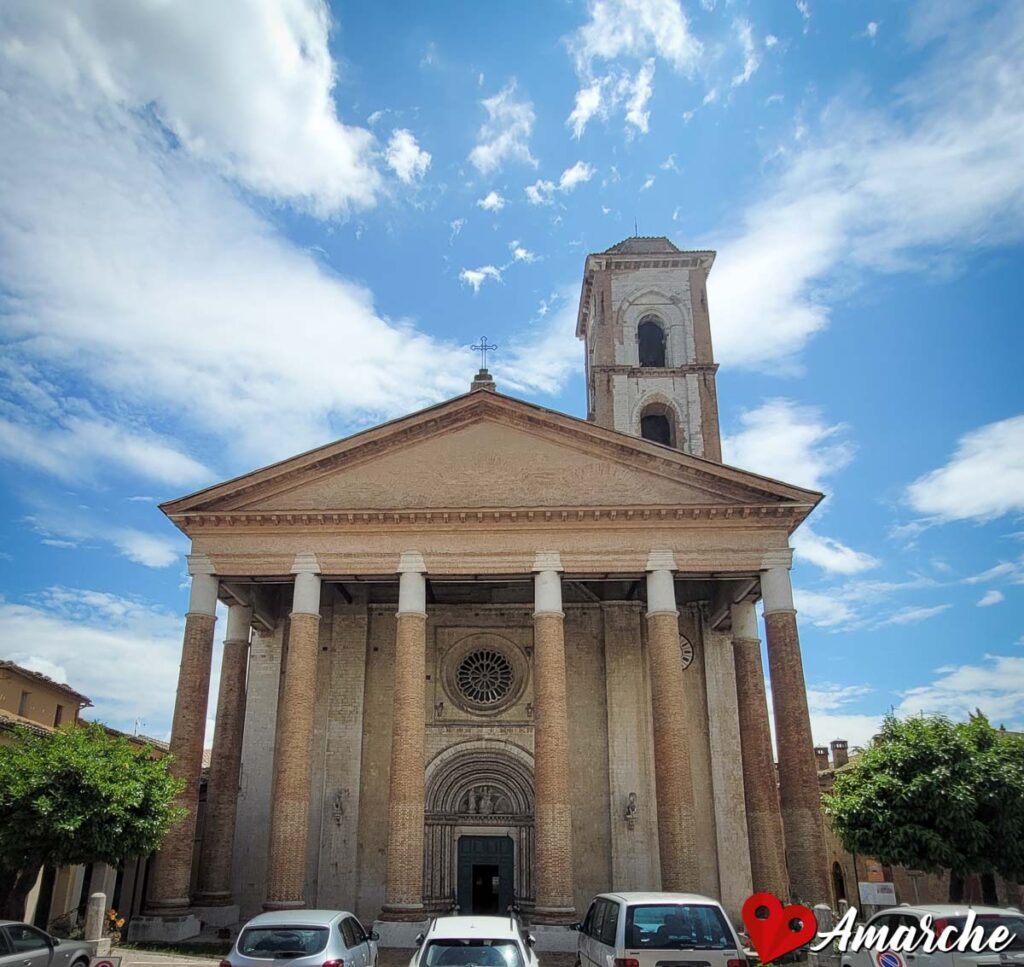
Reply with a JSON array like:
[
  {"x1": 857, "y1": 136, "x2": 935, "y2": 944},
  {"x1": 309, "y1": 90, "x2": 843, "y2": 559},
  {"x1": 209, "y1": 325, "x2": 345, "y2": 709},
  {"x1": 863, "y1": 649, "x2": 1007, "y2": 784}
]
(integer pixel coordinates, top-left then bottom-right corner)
[
  {"x1": 730, "y1": 599, "x2": 759, "y2": 640},
  {"x1": 533, "y1": 567, "x2": 564, "y2": 617},
  {"x1": 291, "y1": 552, "x2": 321, "y2": 575},
  {"x1": 532, "y1": 550, "x2": 563, "y2": 572},
  {"x1": 225, "y1": 603, "x2": 253, "y2": 643},
  {"x1": 645, "y1": 567, "x2": 678, "y2": 617},
  {"x1": 645, "y1": 548, "x2": 677, "y2": 571},
  {"x1": 397, "y1": 550, "x2": 427, "y2": 573},
  {"x1": 760, "y1": 564, "x2": 795, "y2": 615}
]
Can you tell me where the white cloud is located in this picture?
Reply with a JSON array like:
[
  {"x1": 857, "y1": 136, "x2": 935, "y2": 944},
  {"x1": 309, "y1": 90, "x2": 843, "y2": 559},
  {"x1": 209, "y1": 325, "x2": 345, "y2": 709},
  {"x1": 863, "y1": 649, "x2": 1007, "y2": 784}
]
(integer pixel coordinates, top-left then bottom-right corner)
[
  {"x1": 459, "y1": 265, "x2": 503, "y2": 293},
  {"x1": 25, "y1": 503, "x2": 185, "y2": 568},
  {"x1": 385, "y1": 129, "x2": 431, "y2": 184},
  {"x1": 569, "y1": 0, "x2": 702, "y2": 74},
  {"x1": 896, "y1": 654, "x2": 1024, "y2": 728},
  {"x1": 625, "y1": 59, "x2": 656, "y2": 133},
  {"x1": 641, "y1": 174, "x2": 656, "y2": 191},
  {"x1": 566, "y1": 0, "x2": 700, "y2": 136},
  {"x1": 0, "y1": 37, "x2": 578, "y2": 480},
  {"x1": 793, "y1": 525, "x2": 879, "y2": 574},
  {"x1": 796, "y1": 0, "x2": 811, "y2": 32},
  {"x1": 509, "y1": 241, "x2": 537, "y2": 263},
  {"x1": 0, "y1": 414, "x2": 210, "y2": 487},
  {"x1": 793, "y1": 589, "x2": 859, "y2": 629},
  {"x1": 477, "y1": 191, "x2": 506, "y2": 212},
  {"x1": 905, "y1": 415, "x2": 1024, "y2": 522},
  {"x1": 722, "y1": 399, "x2": 852, "y2": 492},
  {"x1": 865, "y1": 21, "x2": 880, "y2": 39},
  {"x1": 568, "y1": 82, "x2": 604, "y2": 139},
  {"x1": 731, "y1": 19, "x2": 761, "y2": 87},
  {"x1": 708, "y1": 2, "x2": 1024, "y2": 370},
  {"x1": 977, "y1": 589, "x2": 1005, "y2": 607},
  {"x1": 468, "y1": 81, "x2": 537, "y2": 175},
  {"x1": 449, "y1": 218, "x2": 466, "y2": 242},
  {"x1": 559, "y1": 161, "x2": 596, "y2": 191},
  {"x1": 1, "y1": 587, "x2": 218, "y2": 736},
  {"x1": 964, "y1": 560, "x2": 1023, "y2": 584},
  {"x1": 792, "y1": 576, "x2": 943, "y2": 631},
  {"x1": 765, "y1": 34, "x2": 779, "y2": 48},
  {"x1": 525, "y1": 162, "x2": 595, "y2": 205},
  {"x1": 881, "y1": 603, "x2": 952, "y2": 625},
  {"x1": 0, "y1": 0, "x2": 380, "y2": 217}
]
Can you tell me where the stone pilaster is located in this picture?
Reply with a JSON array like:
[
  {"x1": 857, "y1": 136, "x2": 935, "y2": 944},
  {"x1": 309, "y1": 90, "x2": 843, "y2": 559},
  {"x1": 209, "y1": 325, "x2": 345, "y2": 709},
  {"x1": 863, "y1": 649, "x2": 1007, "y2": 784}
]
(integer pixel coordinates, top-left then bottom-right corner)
[
  {"x1": 731, "y1": 599, "x2": 790, "y2": 899},
  {"x1": 145, "y1": 554, "x2": 218, "y2": 913},
  {"x1": 762, "y1": 562, "x2": 831, "y2": 903},
  {"x1": 264, "y1": 555, "x2": 322, "y2": 910},
  {"x1": 382, "y1": 552, "x2": 428, "y2": 920},
  {"x1": 646, "y1": 552, "x2": 699, "y2": 892},
  {"x1": 532, "y1": 552, "x2": 576, "y2": 923},
  {"x1": 195, "y1": 602, "x2": 252, "y2": 906}
]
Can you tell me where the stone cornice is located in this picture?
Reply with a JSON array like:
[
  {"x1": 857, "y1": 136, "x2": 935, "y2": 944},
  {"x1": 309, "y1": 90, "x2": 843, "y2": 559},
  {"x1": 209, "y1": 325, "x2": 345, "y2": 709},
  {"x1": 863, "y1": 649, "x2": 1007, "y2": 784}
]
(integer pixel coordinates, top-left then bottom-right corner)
[{"x1": 168, "y1": 501, "x2": 815, "y2": 533}]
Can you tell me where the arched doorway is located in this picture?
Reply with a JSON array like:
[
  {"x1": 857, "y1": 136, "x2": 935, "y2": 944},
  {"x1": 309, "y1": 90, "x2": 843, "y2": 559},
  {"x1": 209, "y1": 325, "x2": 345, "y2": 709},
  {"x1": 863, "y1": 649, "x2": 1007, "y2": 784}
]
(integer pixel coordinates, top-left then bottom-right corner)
[
  {"x1": 423, "y1": 743, "x2": 534, "y2": 914},
  {"x1": 832, "y1": 861, "x2": 847, "y2": 903}
]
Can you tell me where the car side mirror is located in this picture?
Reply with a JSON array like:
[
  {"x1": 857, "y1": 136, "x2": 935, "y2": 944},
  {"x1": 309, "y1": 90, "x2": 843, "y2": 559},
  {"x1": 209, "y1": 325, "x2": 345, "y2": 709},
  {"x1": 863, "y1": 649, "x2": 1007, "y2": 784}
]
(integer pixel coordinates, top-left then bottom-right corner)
[
  {"x1": 526, "y1": 935, "x2": 536, "y2": 948},
  {"x1": 414, "y1": 933, "x2": 425, "y2": 946},
  {"x1": 571, "y1": 922, "x2": 582, "y2": 932},
  {"x1": 370, "y1": 931, "x2": 380, "y2": 942}
]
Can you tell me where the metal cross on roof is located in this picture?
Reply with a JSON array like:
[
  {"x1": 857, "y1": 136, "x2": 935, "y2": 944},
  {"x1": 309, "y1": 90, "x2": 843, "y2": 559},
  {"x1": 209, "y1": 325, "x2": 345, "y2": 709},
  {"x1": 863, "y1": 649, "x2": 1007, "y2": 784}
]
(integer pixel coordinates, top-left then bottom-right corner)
[{"x1": 471, "y1": 336, "x2": 498, "y2": 369}]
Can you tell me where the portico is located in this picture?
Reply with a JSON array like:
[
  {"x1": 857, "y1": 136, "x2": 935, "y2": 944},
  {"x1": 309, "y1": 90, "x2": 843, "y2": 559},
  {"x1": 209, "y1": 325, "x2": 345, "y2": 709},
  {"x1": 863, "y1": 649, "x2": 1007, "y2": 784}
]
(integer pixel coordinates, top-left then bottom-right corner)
[{"x1": 138, "y1": 237, "x2": 833, "y2": 942}]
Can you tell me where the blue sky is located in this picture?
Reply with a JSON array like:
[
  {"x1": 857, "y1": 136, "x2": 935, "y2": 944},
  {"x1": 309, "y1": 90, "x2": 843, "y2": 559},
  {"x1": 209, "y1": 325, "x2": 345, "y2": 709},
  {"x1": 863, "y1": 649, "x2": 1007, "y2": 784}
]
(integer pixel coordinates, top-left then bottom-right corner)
[{"x1": 1, "y1": 0, "x2": 1022, "y2": 745}]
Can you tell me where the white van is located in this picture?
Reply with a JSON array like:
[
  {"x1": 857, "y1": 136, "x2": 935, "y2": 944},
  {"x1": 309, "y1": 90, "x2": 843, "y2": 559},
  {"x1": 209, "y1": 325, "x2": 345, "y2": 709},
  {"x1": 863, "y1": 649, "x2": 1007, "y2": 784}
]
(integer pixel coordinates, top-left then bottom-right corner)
[{"x1": 577, "y1": 893, "x2": 746, "y2": 967}]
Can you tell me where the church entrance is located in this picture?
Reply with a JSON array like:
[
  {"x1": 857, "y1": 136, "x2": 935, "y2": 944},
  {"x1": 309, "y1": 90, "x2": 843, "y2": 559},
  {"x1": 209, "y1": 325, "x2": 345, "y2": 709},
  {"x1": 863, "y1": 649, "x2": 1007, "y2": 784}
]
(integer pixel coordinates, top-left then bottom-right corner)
[{"x1": 458, "y1": 835, "x2": 514, "y2": 915}]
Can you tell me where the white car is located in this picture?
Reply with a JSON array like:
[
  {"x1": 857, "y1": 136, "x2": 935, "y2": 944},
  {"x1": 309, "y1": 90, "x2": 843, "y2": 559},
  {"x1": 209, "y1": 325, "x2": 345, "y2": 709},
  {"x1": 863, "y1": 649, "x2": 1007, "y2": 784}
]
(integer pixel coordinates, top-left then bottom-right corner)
[
  {"x1": 576, "y1": 892, "x2": 746, "y2": 967},
  {"x1": 409, "y1": 916, "x2": 538, "y2": 967},
  {"x1": 839, "y1": 904, "x2": 1024, "y2": 967}
]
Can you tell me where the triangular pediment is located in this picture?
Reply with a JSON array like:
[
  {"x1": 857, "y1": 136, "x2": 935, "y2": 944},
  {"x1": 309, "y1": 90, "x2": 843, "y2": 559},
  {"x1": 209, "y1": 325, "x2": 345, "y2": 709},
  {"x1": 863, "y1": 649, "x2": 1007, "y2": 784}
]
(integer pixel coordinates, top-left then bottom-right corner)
[{"x1": 161, "y1": 392, "x2": 821, "y2": 519}]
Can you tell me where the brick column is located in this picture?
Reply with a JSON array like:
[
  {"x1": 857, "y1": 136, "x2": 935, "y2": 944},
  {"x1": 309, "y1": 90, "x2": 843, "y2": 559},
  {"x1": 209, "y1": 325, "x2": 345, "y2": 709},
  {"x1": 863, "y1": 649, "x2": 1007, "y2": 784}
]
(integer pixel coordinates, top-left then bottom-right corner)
[
  {"x1": 646, "y1": 551, "x2": 699, "y2": 892},
  {"x1": 264, "y1": 554, "x2": 322, "y2": 910},
  {"x1": 731, "y1": 599, "x2": 790, "y2": 899},
  {"x1": 762, "y1": 562, "x2": 831, "y2": 903},
  {"x1": 381, "y1": 552, "x2": 428, "y2": 920},
  {"x1": 145, "y1": 554, "x2": 218, "y2": 913},
  {"x1": 532, "y1": 551, "x2": 576, "y2": 923},
  {"x1": 194, "y1": 602, "x2": 252, "y2": 907}
]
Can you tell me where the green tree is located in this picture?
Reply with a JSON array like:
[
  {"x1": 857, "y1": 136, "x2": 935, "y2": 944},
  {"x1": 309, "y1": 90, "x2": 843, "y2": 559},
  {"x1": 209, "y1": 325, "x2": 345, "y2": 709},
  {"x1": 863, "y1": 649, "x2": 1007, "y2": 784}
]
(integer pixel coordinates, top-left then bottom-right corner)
[
  {"x1": 824, "y1": 713, "x2": 1024, "y2": 902},
  {"x1": 0, "y1": 722, "x2": 184, "y2": 920}
]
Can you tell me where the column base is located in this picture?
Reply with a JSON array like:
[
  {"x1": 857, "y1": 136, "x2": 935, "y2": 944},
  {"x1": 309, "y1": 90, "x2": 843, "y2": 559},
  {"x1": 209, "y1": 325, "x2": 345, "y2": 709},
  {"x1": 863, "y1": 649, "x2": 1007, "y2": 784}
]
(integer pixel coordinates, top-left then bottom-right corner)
[
  {"x1": 126, "y1": 914, "x2": 202, "y2": 943},
  {"x1": 530, "y1": 906, "x2": 577, "y2": 926},
  {"x1": 262, "y1": 899, "x2": 306, "y2": 912},
  {"x1": 378, "y1": 902, "x2": 427, "y2": 922},
  {"x1": 84, "y1": 940, "x2": 111, "y2": 957},
  {"x1": 143, "y1": 897, "x2": 191, "y2": 915},
  {"x1": 528, "y1": 923, "x2": 580, "y2": 951},
  {"x1": 193, "y1": 903, "x2": 241, "y2": 928},
  {"x1": 371, "y1": 919, "x2": 430, "y2": 948}
]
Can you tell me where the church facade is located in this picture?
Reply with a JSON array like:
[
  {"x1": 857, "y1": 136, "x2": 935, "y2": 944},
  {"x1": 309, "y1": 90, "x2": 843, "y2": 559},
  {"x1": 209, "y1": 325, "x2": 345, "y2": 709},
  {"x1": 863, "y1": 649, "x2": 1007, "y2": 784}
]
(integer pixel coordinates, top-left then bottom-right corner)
[{"x1": 142, "y1": 237, "x2": 830, "y2": 939}]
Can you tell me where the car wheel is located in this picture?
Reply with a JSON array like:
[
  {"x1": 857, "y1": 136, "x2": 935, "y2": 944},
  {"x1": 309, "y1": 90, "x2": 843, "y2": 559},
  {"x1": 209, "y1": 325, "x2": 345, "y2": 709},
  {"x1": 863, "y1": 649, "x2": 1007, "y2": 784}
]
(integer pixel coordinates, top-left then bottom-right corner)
[{"x1": 71, "y1": 958, "x2": 89, "y2": 967}]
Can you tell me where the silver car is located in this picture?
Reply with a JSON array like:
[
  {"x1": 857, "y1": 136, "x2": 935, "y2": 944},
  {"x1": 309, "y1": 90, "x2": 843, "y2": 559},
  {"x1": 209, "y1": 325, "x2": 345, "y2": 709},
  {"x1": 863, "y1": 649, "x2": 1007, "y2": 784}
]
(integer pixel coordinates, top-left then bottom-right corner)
[
  {"x1": 0, "y1": 921, "x2": 91, "y2": 967},
  {"x1": 224, "y1": 910, "x2": 379, "y2": 967}
]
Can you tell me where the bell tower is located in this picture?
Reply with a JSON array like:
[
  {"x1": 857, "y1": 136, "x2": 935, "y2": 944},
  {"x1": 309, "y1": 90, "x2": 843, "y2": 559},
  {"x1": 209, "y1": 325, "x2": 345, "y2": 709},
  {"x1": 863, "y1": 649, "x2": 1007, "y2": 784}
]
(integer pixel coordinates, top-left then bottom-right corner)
[{"x1": 575, "y1": 236, "x2": 722, "y2": 461}]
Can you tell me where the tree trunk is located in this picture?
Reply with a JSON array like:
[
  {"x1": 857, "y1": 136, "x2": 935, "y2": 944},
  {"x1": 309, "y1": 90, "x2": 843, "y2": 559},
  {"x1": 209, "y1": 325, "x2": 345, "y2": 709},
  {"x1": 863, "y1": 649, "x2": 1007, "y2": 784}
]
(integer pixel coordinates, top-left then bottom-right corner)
[
  {"x1": 981, "y1": 872, "x2": 999, "y2": 906},
  {"x1": 0, "y1": 866, "x2": 39, "y2": 921},
  {"x1": 948, "y1": 871, "x2": 965, "y2": 902}
]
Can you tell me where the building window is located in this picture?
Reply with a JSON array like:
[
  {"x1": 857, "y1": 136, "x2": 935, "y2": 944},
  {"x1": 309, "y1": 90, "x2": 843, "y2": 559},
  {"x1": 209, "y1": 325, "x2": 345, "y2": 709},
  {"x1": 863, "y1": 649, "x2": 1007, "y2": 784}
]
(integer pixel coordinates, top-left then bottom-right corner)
[
  {"x1": 18, "y1": 690, "x2": 30, "y2": 717},
  {"x1": 637, "y1": 317, "x2": 666, "y2": 367},
  {"x1": 457, "y1": 649, "x2": 515, "y2": 707},
  {"x1": 640, "y1": 401, "x2": 678, "y2": 448},
  {"x1": 54, "y1": 704, "x2": 64, "y2": 727}
]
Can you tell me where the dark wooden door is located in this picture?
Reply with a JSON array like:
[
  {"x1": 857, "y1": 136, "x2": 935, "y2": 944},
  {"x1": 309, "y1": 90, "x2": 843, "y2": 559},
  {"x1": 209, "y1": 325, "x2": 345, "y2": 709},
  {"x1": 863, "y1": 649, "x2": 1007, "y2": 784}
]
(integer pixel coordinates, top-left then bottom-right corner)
[{"x1": 457, "y1": 836, "x2": 514, "y2": 914}]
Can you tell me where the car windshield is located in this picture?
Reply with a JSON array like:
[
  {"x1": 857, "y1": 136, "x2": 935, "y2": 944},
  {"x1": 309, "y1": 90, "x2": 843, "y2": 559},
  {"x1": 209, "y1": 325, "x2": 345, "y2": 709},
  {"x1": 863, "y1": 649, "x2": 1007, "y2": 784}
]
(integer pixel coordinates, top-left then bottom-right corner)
[
  {"x1": 422, "y1": 939, "x2": 524, "y2": 967},
  {"x1": 944, "y1": 915, "x2": 1024, "y2": 951},
  {"x1": 626, "y1": 904, "x2": 735, "y2": 950},
  {"x1": 238, "y1": 926, "x2": 330, "y2": 958}
]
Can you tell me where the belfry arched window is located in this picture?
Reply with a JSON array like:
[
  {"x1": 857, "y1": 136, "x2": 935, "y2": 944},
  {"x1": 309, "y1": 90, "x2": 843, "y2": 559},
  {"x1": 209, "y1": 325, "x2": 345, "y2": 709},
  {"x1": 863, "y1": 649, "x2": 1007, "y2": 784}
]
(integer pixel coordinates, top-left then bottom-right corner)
[
  {"x1": 638, "y1": 317, "x2": 667, "y2": 367},
  {"x1": 640, "y1": 401, "x2": 678, "y2": 448}
]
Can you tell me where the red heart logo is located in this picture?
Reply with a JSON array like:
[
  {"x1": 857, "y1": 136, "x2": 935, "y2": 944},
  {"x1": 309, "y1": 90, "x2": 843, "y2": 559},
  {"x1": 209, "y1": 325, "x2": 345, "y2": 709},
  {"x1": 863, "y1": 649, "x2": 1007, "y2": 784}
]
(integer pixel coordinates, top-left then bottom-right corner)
[{"x1": 742, "y1": 893, "x2": 817, "y2": 963}]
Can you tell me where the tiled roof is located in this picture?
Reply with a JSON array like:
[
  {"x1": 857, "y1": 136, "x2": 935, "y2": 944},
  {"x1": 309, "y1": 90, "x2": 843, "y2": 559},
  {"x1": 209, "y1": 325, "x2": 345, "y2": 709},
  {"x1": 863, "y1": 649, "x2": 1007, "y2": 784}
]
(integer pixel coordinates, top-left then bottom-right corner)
[
  {"x1": 0, "y1": 660, "x2": 92, "y2": 706},
  {"x1": 602, "y1": 236, "x2": 682, "y2": 255},
  {"x1": 0, "y1": 710, "x2": 52, "y2": 737}
]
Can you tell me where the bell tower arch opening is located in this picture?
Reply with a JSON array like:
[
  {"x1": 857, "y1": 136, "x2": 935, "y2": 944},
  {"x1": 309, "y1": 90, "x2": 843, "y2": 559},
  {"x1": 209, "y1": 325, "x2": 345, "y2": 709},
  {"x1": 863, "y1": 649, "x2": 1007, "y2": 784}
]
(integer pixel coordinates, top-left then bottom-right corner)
[{"x1": 576, "y1": 236, "x2": 722, "y2": 460}]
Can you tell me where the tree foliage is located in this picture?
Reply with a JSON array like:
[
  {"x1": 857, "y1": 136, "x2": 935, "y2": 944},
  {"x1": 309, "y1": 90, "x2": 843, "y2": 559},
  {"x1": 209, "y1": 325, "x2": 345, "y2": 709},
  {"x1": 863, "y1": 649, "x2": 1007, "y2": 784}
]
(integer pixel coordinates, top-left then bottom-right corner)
[
  {"x1": 0, "y1": 722, "x2": 184, "y2": 918},
  {"x1": 824, "y1": 713, "x2": 1024, "y2": 899}
]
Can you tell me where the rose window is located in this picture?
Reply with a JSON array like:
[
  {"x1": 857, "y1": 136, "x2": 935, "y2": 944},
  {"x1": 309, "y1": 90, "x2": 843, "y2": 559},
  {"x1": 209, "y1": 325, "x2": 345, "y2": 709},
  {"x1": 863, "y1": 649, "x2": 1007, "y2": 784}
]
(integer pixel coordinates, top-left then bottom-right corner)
[{"x1": 456, "y1": 649, "x2": 515, "y2": 706}]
